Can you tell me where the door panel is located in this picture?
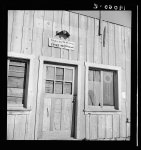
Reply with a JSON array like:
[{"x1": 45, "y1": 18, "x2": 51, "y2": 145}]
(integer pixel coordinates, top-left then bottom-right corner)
[{"x1": 38, "y1": 64, "x2": 75, "y2": 140}]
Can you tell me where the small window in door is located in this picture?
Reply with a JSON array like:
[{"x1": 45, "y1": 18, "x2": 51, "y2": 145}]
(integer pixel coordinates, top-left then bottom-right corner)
[{"x1": 45, "y1": 65, "x2": 73, "y2": 95}]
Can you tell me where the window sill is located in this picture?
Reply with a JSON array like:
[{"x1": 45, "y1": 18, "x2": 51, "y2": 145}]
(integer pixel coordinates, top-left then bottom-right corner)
[
  {"x1": 7, "y1": 106, "x2": 31, "y2": 115},
  {"x1": 84, "y1": 109, "x2": 121, "y2": 115}
]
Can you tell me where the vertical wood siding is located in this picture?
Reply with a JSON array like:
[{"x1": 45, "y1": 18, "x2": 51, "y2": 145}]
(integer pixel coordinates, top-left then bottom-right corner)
[{"x1": 7, "y1": 10, "x2": 131, "y2": 140}]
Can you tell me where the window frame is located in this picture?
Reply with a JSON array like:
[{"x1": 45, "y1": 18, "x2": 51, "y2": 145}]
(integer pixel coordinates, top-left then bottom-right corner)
[
  {"x1": 85, "y1": 62, "x2": 121, "y2": 112},
  {"x1": 44, "y1": 64, "x2": 74, "y2": 96},
  {"x1": 7, "y1": 52, "x2": 34, "y2": 111}
]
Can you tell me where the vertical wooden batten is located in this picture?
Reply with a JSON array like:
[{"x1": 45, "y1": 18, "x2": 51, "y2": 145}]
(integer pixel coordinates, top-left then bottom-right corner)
[
  {"x1": 32, "y1": 11, "x2": 44, "y2": 56},
  {"x1": 101, "y1": 21, "x2": 109, "y2": 65},
  {"x1": 70, "y1": 12, "x2": 79, "y2": 61},
  {"x1": 52, "y1": 11, "x2": 62, "y2": 58},
  {"x1": 21, "y1": 11, "x2": 34, "y2": 54},
  {"x1": 8, "y1": 10, "x2": 14, "y2": 52},
  {"x1": 94, "y1": 18, "x2": 102, "y2": 64},
  {"x1": 86, "y1": 17, "x2": 94, "y2": 63},
  {"x1": 11, "y1": 11, "x2": 24, "y2": 53},
  {"x1": 42, "y1": 11, "x2": 54, "y2": 57},
  {"x1": 61, "y1": 11, "x2": 70, "y2": 59}
]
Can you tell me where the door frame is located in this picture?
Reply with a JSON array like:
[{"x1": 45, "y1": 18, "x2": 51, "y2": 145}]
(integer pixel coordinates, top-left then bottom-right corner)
[{"x1": 34, "y1": 56, "x2": 82, "y2": 140}]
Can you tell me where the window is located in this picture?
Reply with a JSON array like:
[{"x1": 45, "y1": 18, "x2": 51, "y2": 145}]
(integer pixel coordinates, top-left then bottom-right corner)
[
  {"x1": 45, "y1": 65, "x2": 73, "y2": 95},
  {"x1": 85, "y1": 62, "x2": 121, "y2": 111},
  {"x1": 7, "y1": 58, "x2": 28, "y2": 107},
  {"x1": 7, "y1": 52, "x2": 34, "y2": 109}
]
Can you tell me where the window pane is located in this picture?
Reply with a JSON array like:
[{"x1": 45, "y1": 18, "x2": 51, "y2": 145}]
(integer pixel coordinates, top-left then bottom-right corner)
[
  {"x1": 88, "y1": 70, "x2": 101, "y2": 106},
  {"x1": 56, "y1": 67, "x2": 64, "y2": 80},
  {"x1": 103, "y1": 71, "x2": 114, "y2": 106},
  {"x1": 46, "y1": 66, "x2": 55, "y2": 80},
  {"x1": 45, "y1": 80, "x2": 54, "y2": 93},
  {"x1": 63, "y1": 82, "x2": 72, "y2": 94},
  {"x1": 55, "y1": 81, "x2": 63, "y2": 94},
  {"x1": 65, "y1": 69, "x2": 73, "y2": 81}
]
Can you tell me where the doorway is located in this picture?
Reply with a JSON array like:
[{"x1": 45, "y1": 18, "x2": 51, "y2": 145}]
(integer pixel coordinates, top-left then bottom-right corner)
[{"x1": 37, "y1": 62, "x2": 76, "y2": 140}]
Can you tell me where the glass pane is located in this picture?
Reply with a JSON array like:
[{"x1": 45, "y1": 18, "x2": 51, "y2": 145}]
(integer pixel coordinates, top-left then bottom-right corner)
[
  {"x1": 63, "y1": 82, "x2": 72, "y2": 94},
  {"x1": 55, "y1": 81, "x2": 63, "y2": 94},
  {"x1": 46, "y1": 66, "x2": 55, "y2": 80},
  {"x1": 45, "y1": 80, "x2": 54, "y2": 93},
  {"x1": 88, "y1": 70, "x2": 101, "y2": 106},
  {"x1": 103, "y1": 71, "x2": 114, "y2": 106},
  {"x1": 65, "y1": 69, "x2": 73, "y2": 81},
  {"x1": 56, "y1": 67, "x2": 64, "y2": 80}
]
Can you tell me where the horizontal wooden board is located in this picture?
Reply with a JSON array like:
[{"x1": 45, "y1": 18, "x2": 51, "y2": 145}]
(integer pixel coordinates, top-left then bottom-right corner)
[
  {"x1": 9, "y1": 66, "x2": 25, "y2": 72},
  {"x1": 7, "y1": 77, "x2": 24, "y2": 88},
  {"x1": 9, "y1": 61, "x2": 26, "y2": 67},
  {"x1": 8, "y1": 71, "x2": 25, "y2": 78},
  {"x1": 7, "y1": 88, "x2": 23, "y2": 97},
  {"x1": 7, "y1": 96, "x2": 23, "y2": 104}
]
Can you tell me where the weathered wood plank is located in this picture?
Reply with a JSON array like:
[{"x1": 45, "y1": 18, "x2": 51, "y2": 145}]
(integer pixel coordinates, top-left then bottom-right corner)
[
  {"x1": 8, "y1": 71, "x2": 25, "y2": 78},
  {"x1": 61, "y1": 99, "x2": 72, "y2": 130},
  {"x1": 90, "y1": 115, "x2": 98, "y2": 140},
  {"x1": 21, "y1": 11, "x2": 34, "y2": 54},
  {"x1": 32, "y1": 11, "x2": 44, "y2": 56},
  {"x1": 87, "y1": 17, "x2": 94, "y2": 63},
  {"x1": 13, "y1": 115, "x2": 26, "y2": 140},
  {"x1": 70, "y1": 12, "x2": 78, "y2": 60},
  {"x1": 125, "y1": 27, "x2": 131, "y2": 137},
  {"x1": 53, "y1": 99, "x2": 62, "y2": 130},
  {"x1": 8, "y1": 10, "x2": 14, "y2": 52},
  {"x1": 85, "y1": 114, "x2": 90, "y2": 139},
  {"x1": 9, "y1": 61, "x2": 26, "y2": 67},
  {"x1": 101, "y1": 21, "x2": 109, "y2": 65},
  {"x1": 52, "y1": 11, "x2": 62, "y2": 58},
  {"x1": 115, "y1": 25, "x2": 121, "y2": 66},
  {"x1": 79, "y1": 15, "x2": 87, "y2": 61},
  {"x1": 98, "y1": 115, "x2": 106, "y2": 139},
  {"x1": 108, "y1": 23, "x2": 115, "y2": 65},
  {"x1": 7, "y1": 88, "x2": 23, "y2": 97},
  {"x1": 120, "y1": 27, "x2": 127, "y2": 138},
  {"x1": 9, "y1": 65, "x2": 25, "y2": 72},
  {"x1": 42, "y1": 98, "x2": 51, "y2": 131},
  {"x1": 8, "y1": 77, "x2": 24, "y2": 88},
  {"x1": 61, "y1": 11, "x2": 69, "y2": 59},
  {"x1": 7, "y1": 97, "x2": 23, "y2": 104},
  {"x1": 7, "y1": 115, "x2": 15, "y2": 140},
  {"x1": 105, "y1": 115, "x2": 112, "y2": 139},
  {"x1": 42, "y1": 11, "x2": 53, "y2": 57},
  {"x1": 11, "y1": 11, "x2": 24, "y2": 53},
  {"x1": 113, "y1": 114, "x2": 120, "y2": 138},
  {"x1": 94, "y1": 19, "x2": 101, "y2": 64}
]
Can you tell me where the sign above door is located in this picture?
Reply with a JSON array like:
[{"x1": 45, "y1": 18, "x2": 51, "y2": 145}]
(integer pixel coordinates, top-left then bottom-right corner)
[{"x1": 48, "y1": 38, "x2": 75, "y2": 51}]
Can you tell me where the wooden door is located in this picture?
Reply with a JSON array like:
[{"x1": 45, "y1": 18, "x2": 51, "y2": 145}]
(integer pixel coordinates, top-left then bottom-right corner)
[{"x1": 38, "y1": 64, "x2": 75, "y2": 140}]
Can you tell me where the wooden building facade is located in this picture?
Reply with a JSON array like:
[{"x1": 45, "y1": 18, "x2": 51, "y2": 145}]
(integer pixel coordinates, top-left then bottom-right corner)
[{"x1": 7, "y1": 10, "x2": 131, "y2": 140}]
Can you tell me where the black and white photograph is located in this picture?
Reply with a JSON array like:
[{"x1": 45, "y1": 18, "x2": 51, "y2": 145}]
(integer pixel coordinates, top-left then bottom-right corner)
[{"x1": 4, "y1": 1, "x2": 138, "y2": 146}]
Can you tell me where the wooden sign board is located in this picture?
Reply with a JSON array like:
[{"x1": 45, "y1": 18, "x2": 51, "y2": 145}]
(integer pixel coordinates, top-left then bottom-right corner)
[{"x1": 48, "y1": 38, "x2": 75, "y2": 51}]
